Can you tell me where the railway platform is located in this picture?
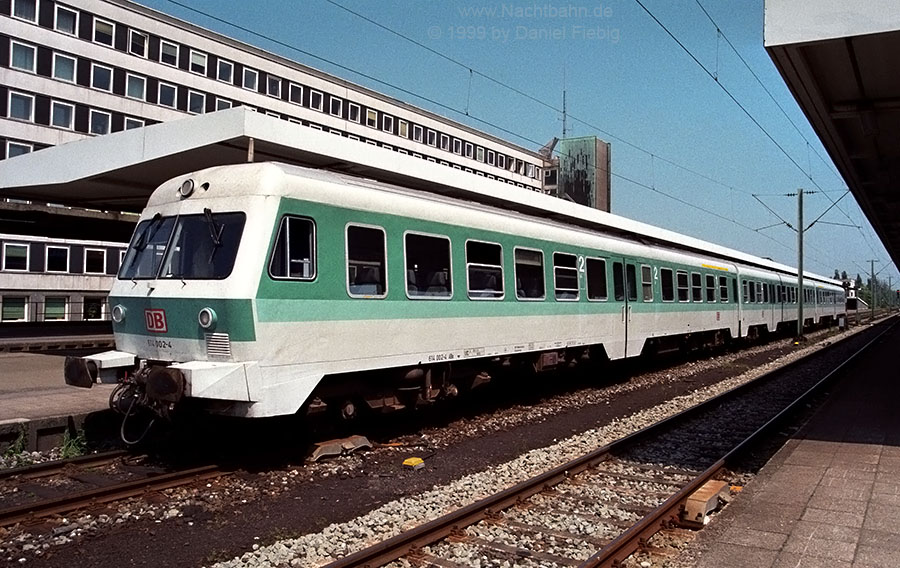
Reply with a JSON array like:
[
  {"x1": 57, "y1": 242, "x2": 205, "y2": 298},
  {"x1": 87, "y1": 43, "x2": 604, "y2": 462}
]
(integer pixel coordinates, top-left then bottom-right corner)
[
  {"x1": 692, "y1": 322, "x2": 900, "y2": 568},
  {"x1": 0, "y1": 351, "x2": 114, "y2": 451},
  {"x1": 0, "y1": 333, "x2": 115, "y2": 354}
]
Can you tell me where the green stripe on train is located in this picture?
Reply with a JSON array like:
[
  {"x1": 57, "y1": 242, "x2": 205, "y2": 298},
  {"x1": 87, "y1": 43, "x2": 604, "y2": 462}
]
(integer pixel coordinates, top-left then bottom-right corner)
[
  {"x1": 254, "y1": 198, "x2": 740, "y2": 311},
  {"x1": 254, "y1": 297, "x2": 735, "y2": 322},
  {"x1": 109, "y1": 297, "x2": 256, "y2": 341}
]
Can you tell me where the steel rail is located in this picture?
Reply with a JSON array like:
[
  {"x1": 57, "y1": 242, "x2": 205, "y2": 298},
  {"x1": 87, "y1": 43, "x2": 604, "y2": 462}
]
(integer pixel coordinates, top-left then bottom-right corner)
[
  {"x1": 323, "y1": 317, "x2": 896, "y2": 568},
  {"x1": 0, "y1": 464, "x2": 223, "y2": 527},
  {"x1": 581, "y1": 317, "x2": 898, "y2": 567},
  {"x1": 0, "y1": 450, "x2": 129, "y2": 481}
]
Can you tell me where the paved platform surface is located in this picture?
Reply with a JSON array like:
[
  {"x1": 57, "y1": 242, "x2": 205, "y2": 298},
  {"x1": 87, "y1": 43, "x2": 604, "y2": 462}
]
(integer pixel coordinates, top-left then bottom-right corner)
[
  {"x1": 0, "y1": 351, "x2": 112, "y2": 422},
  {"x1": 695, "y1": 322, "x2": 900, "y2": 568},
  {"x1": 0, "y1": 333, "x2": 114, "y2": 353}
]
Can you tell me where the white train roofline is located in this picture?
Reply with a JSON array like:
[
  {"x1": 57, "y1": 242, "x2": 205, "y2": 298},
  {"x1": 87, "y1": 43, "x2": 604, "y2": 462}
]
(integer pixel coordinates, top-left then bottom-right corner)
[{"x1": 153, "y1": 159, "x2": 841, "y2": 287}]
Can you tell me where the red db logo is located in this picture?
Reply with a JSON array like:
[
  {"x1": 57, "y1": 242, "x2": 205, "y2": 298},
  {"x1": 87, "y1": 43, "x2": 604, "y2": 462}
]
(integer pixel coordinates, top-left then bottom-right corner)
[{"x1": 144, "y1": 309, "x2": 168, "y2": 333}]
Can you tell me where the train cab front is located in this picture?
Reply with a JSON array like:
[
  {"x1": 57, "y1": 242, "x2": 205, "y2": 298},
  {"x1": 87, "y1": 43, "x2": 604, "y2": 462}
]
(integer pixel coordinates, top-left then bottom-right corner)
[{"x1": 64, "y1": 173, "x2": 268, "y2": 441}]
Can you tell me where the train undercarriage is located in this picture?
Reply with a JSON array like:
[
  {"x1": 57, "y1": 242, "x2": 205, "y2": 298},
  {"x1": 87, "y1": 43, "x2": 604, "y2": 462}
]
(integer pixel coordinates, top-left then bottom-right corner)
[{"x1": 64, "y1": 317, "x2": 838, "y2": 444}]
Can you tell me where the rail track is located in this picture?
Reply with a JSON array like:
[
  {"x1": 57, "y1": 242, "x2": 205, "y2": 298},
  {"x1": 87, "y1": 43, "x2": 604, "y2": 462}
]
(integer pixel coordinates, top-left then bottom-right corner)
[
  {"x1": 0, "y1": 450, "x2": 223, "y2": 528},
  {"x1": 321, "y1": 319, "x2": 897, "y2": 568},
  {"x1": 0, "y1": 450, "x2": 128, "y2": 482}
]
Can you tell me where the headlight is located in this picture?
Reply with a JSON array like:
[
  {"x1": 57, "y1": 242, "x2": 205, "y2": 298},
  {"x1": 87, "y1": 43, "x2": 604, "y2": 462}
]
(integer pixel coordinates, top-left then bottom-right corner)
[
  {"x1": 198, "y1": 307, "x2": 217, "y2": 330},
  {"x1": 178, "y1": 179, "x2": 195, "y2": 198},
  {"x1": 111, "y1": 304, "x2": 126, "y2": 323}
]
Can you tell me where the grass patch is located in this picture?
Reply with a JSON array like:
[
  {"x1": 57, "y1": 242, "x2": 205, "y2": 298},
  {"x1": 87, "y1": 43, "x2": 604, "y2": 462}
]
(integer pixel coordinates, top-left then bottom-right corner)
[{"x1": 60, "y1": 428, "x2": 86, "y2": 459}]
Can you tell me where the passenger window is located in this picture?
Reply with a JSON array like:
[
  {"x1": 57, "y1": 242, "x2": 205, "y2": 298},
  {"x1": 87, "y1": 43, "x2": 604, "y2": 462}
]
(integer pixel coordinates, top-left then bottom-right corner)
[
  {"x1": 661, "y1": 268, "x2": 675, "y2": 302},
  {"x1": 756, "y1": 282, "x2": 763, "y2": 303},
  {"x1": 719, "y1": 275, "x2": 729, "y2": 303},
  {"x1": 405, "y1": 233, "x2": 451, "y2": 298},
  {"x1": 586, "y1": 258, "x2": 607, "y2": 300},
  {"x1": 346, "y1": 225, "x2": 386, "y2": 298},
  {"x1": 467, "y1": 240, "x2": 503, "y2": 299},
  {"x1": 553, "y1": 252, "x2": 579, "y2": 301},
  {"x1": 691, "y1": 272, "x2": 703, "y2": 302},
  {"x1": 515, "y1": 248, "x2": 545, "y2": 300},
  {"x1": 706, "y1": 274, "x2": 716, "y2": 302},
  {"x1": 641, "y1": 265, "x2": 653, "y2": 301},
  {"x1": 269, "y1": 216, "x2": 315, "y2": 280},
  {"x1": 613, "y1": 262, "x2": 625, "y2": 301},
  {"x1": 625, "y1": 264, "x2": 638, "y2": 302},
  {"x1": 742, "y1": 281, "x2": 750, "y2": 303},
  {"x1": 676, "y1": 270, "x2": 689, "y2": 302}
]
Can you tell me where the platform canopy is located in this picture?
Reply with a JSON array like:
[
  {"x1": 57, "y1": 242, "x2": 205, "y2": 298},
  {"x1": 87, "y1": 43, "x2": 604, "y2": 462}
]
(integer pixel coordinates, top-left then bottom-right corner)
[
  {"x1": 765, "y1": 0, "x2": 900, "y2": 268},
  {"x1": 0, "y1": 107, "x2": 470, "y2": 212}
]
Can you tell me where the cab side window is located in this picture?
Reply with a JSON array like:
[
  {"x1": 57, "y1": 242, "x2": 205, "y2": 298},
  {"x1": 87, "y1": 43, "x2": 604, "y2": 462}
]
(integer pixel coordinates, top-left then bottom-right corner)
[{"x1": 269, "y1": 216, "x2": 315, "y2": 280}]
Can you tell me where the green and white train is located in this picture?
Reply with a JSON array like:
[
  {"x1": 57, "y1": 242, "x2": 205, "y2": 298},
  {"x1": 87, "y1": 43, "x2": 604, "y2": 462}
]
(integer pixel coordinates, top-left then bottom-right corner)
[{"x1": 64, "y1": 162, "x2": 846, "y2": 424}]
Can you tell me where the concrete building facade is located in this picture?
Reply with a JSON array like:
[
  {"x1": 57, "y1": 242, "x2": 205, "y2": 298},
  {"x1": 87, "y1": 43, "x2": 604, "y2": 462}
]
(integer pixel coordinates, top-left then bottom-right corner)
[{"x1": 1, "y1": 0, "x2": 549, "y2": 191}]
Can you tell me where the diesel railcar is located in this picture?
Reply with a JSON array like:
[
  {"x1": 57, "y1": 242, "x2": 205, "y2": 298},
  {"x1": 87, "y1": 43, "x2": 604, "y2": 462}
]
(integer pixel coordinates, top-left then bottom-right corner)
[{"x1": 64, "y1": 162, "x2": 846, "y2": 425}]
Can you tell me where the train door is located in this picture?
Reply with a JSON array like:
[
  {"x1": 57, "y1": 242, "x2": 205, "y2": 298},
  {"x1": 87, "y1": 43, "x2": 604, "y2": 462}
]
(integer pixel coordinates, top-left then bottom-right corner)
[
  {"x1": 611, "y1": 259, "x2": 644, "y2": 357},
  {"x1": 584, "y1": 255, "x2": 626, "y2": 359},
  {"x1": 735, "y1": 271, "x2": 746, "y2": 337},
  {"x1": 776, "y1": 275, "x2": 785, "y2": 327}
]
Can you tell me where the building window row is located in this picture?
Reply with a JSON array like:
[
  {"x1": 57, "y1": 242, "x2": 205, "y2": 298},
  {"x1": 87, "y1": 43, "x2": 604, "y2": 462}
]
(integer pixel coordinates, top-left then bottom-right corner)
[
  {"x1": 4, "y1": 87, "x2": 146, "y2": 136},
  {"x1": 5, "y1": 1, "x2": 542, "y2": 182},
  {"x1": 1, "y1": 241, "x2": 125, "y2": 274},
  {"x1": 282, "y1": 115, "x2": 533, "y2": 189},
  {"x1": 1, "y1": 295, "x2": 108, "y2": 322}
]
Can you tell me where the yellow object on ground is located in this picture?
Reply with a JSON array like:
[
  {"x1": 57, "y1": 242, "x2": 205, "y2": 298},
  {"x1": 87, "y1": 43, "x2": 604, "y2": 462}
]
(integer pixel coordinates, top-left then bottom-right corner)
[{"x1": 403, "y1": 457, "x2": 425, "y2": 470}]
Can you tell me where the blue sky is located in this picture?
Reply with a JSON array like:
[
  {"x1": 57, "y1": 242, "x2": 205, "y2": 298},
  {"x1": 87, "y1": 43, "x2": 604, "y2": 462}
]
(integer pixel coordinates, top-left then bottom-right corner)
[{"x1": 142, "y1": 0, "x2": 897, "y2": 285}]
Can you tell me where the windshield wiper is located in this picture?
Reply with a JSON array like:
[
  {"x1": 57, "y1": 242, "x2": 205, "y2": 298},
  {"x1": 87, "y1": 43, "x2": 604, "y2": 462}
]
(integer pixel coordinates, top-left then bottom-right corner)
[
  {"x1": 204, "y1": 208, "x2": 225, "y2": 264},
  {"x1": 204, "y1": 208, "x2": 223, "y2": 247},
  {"x1": 133, "y1": 212, "x2": 163, "y2": 252}
]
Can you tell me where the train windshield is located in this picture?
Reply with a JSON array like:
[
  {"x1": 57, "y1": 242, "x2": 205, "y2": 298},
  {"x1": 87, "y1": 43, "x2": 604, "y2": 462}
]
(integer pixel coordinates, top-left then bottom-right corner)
[{"x1": 119, "y1": 211, "x2": 246, "y2": 280}]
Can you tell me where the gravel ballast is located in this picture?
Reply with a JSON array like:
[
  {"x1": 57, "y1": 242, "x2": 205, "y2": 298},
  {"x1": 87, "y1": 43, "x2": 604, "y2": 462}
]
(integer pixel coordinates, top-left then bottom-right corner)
[
  {"x1": 212, "y1": 325, "x2": 871, "y2": 568},
  {"x1": 2, "y1": 322, "x2": 874, "y2": 568}
]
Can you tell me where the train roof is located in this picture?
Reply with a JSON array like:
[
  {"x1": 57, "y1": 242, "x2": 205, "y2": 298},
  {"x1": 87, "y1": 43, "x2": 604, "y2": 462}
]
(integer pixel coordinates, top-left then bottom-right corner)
[{"x1": 151, "y1": 161, "x2": 842, "y2": 287}]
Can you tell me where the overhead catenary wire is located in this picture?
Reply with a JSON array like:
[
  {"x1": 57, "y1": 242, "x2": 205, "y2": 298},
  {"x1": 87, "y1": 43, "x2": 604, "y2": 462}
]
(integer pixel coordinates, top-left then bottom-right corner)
[
  {"x1": 322, "y1": 0, "x2": 862, "y2": 271},
  {"x1": 322, "y1": 0, "x2": 862, "y2": 269},
  {"x1": 323, "y1": 0, "x2": 762, "y2": 199},
  {"x1": 159, "y1": 0, "x2": 847, "y2": 272},
  {"x1": 683, "y1": 2, "x2": 883, "y2": 265},
  {"x1": 693, "y1": 0, "x2": 844, "y2": 185},
  {"x1": 632, "y1": 0, "x2": 816, "y2": 188},
  {"x1": 159, "y1": 1, "x2": 740, "y2": 205},
  {"x1": 636, "y1": 0, "x2": 885, "y2": 267},
  {"x1": 326, "y1": 0, "x2": 861, "y2": 261}
]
